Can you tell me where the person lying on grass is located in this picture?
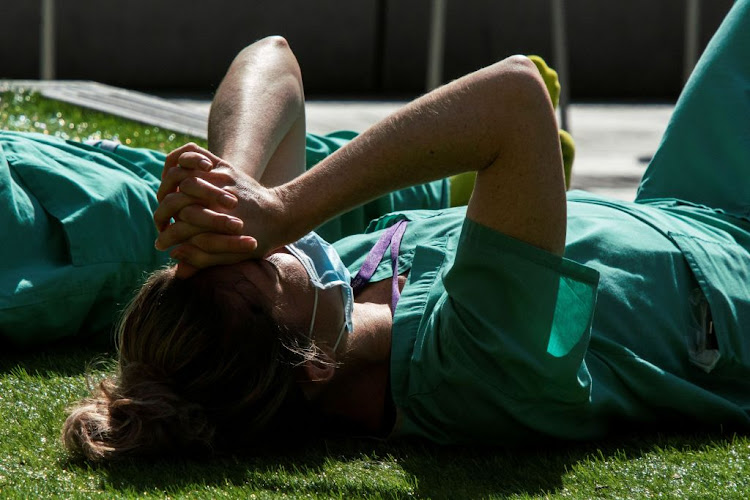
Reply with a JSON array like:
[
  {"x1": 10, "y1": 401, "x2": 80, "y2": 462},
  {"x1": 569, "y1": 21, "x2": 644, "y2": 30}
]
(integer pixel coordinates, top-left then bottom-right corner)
[{"x1": 64, "y1": 0, "x2": 750, "y2": 460}]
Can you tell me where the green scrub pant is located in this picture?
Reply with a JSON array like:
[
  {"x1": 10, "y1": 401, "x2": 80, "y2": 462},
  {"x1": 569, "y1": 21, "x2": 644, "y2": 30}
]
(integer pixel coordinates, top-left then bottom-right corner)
[{"x1": 636, "y1": 0, "x2": 750, "y2": 220}]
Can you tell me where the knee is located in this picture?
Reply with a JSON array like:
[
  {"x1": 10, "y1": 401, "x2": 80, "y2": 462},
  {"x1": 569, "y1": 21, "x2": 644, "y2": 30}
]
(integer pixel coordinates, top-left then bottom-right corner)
[
  {"x1": 249, "y1": 35, "x2": 292, "y2": 53},
  {"x1": 232, "y1": 35, "x2": 295, "y2": 66},
  {"x1": 473, "y1": 55, "x2": 556, "y2": 127},
  {"x1": 489, "y1": 55, "x2": 550, "y2": 104},
  {"x1": 228, "y1": 35, "x2": 302, "y2": 86}
]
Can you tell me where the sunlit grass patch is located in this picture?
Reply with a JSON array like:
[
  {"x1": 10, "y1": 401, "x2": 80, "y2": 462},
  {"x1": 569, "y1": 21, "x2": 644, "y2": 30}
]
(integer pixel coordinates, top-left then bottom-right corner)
[{"x1": 0, "y1": 89, "x2": 203, "y2": 151}]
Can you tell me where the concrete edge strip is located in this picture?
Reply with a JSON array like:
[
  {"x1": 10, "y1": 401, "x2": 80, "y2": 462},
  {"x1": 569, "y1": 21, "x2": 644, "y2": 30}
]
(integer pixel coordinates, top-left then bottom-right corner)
[{"x1": 0, "y1": 80, "x2": 208, "y2": 139}]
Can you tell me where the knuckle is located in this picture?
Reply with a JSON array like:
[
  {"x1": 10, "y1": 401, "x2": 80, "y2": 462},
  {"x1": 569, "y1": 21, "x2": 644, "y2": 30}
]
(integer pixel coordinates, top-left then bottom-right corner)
[
  {"x1": 192, "y1": 234, "x2": 213, "y2": 251},
  {"x1": 179, "y1": 175, "x2": 200, "y2": 191},
  {"x1": 161, "y1": 191, "x2": 182, "y2": 208},
  {"x1": 175, "y1": 221, "x2": 198, "y2": 239},
  {"x1": 191, "y1": 252, "x2": 210, "y2": 268},
  {"x1": 177, "y1": 152, "x2": 192, "y2": 164},
  {"x1": 176, "y1": 205, "x2": 194, "y2": 222},
  {"x1": 182, "y1": 151, "x2": 202, "y2": 163},
  {"x1": 214, "y1": 160, "x2": 233, "y2": 173},
  {"x1": 162, "y1": 222, "x2": 182, "y2": 242},
  {"x1": 165, "y1": 165, "x2": 184, "y2": 183},
  {"x1": 153, "y1": 209, "x2": 166, "y2": 225},
  {"x1": 184, "y1": 207, "x2": 209, "y2": 227},
  {"x1": 163, "y1": 225, "x2": 182, "y2": 244}
]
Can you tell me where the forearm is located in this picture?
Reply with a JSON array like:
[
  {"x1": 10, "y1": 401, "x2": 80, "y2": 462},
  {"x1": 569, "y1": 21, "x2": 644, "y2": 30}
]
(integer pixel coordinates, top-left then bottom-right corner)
[
  {"x1": 155, "y1": 54, "x2": 565, "y2": 266},
  {"x1": 275, "y1": 55, "x2": 561, "y2": 244},
  {"x1": 208, "y1": 36, "x2": 306, "y2": 186}
]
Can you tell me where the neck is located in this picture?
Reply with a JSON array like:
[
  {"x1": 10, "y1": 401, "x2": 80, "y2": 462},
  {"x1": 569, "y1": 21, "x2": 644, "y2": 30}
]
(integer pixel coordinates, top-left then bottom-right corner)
[
  {"x1": 344, "y1": 302, "x2": 393, "y2": 363},
  {"x1": 318, "y1": 302, "x2": 393, "y2": 432}
]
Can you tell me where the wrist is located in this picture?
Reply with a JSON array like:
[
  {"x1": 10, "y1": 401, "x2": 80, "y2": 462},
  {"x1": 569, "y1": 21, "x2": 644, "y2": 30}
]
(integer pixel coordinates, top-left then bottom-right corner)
[{"x1": 271, "y1": 183, "x2": 309, "y2": 244}]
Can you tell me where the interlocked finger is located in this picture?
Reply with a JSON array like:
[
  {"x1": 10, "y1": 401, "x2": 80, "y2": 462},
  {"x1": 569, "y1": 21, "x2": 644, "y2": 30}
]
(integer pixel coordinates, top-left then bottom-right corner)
[
  {"x1": 155, "y1": 220, "x2": 206, "y2": 250},
  {"x1": 177, "y1": 176, "x2": 238, "y2": 210},
  {"x1": 154, "y1": 191, "x2": 199, "y2": 231},
  {"x1": 157, "y1": 165, "x2": 237, "y2": 202},
  {"x1": 177, "y1": 204, "x2": 244, "y2": 234},
  {"x1": 170, "y1": 243, "x2": 252, "y2": 273},
  {"x1": 189, "y1": 233, "x2": 257, "y2": 254},
  {"x1": 158, "y1": 166, "x2": 202, "y2": 202},
  {"x1": 177, "y1": 151, "x2": 215, "y2": 172},
  {"x1": 162, "y1": 143, "x2": 220, "y2": 180}
]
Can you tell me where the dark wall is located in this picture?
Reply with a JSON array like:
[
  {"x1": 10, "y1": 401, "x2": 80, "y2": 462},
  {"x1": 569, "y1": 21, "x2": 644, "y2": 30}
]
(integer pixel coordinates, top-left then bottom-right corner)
[
  {"x1": 0, "y1": 0, "x2": 735, "y2": 99},
  {"x1": 0, "y1": 1, "x2": 40, "y2": 79},
  {"x1": 382, "y1": 0, "x2": 735, "y2": 99}
]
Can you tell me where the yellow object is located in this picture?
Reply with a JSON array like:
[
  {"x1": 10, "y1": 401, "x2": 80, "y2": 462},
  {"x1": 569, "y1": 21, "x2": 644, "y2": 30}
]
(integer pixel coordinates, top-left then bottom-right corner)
[
  {"x1": 528, "y1": 55, "x2": 560, "y2": 109},
  {"x1": 559, "y1": 129, "x2": 575, "y2": 190},
  {"x1": 448, "y1": 55, "x2": 575, "y2": 207},
  {"x1": 449, "y1": 131, "x2": 573, "y2": 206},
  {"x1": 449, "y1": 171, "x2": 477, "y2": 207}
]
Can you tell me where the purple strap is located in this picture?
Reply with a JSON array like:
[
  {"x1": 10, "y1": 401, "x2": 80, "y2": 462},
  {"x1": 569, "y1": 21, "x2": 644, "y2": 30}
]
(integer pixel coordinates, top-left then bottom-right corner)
[{"x1": 350, "y1": 219, "x2": 409, "y2": 315}]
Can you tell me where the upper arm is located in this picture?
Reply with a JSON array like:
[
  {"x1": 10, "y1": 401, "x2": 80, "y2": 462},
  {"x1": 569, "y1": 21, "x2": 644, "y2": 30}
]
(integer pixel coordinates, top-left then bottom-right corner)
[{"x1": 465, "y1": 56, "x2": 567, "y2": 256}]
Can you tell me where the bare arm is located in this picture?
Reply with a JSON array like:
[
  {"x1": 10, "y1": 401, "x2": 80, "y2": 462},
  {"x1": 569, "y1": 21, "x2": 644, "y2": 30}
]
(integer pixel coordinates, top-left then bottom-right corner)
[
  {"x1": 207, "y1": 35, "x2": 307, "y2": 187},
  {"x1": 156, "y1": 55, "x2": 566, "y2": 270},
  {"x1": 154, "y1": 36, "x2": 309, "y2": 275},
  {"x1": 277, "y1": 55, "x2": 565, "y2": 254}
]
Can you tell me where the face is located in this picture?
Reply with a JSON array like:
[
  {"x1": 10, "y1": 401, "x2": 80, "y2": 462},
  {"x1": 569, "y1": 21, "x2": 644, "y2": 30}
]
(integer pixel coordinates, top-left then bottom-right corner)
[{"x1": 233, "y1": 251, "x2": 346, "y2": 349}]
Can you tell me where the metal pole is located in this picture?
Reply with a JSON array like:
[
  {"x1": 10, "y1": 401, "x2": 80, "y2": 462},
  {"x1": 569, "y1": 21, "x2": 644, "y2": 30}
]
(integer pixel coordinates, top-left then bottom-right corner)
[
  {"x1": 551, "y1": 0, "x2": 570, "y2": 131},
  {"x1": 374, "y1": 0, "x2": 388, "y2": 91},
  {"x1": 40, "y1": 0, "x2": 56, "y2": 80},
  {"x1": 426, "y1": 0, "x2": 448, "y2": 91},
  {"x1": 684, "y1": 0, "x2": 700, "y2": 84}
]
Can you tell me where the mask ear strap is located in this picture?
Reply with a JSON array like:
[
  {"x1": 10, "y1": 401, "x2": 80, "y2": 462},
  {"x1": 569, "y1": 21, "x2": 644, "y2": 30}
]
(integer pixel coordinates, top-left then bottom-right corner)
[
  {"x1": 308, "y1": 287, "x2": 319, "y2": 338},
  {"x1": 332, "y1": 321, "x2": 347, "y2": 352},
  {"x1": 309, "y1": 286, "x2": 347, "y2": 352}
]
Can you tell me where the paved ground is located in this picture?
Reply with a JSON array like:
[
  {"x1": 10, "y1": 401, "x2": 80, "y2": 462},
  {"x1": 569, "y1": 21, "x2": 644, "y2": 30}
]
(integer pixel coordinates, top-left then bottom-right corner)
[{"x1": 3, "y1": 80, "x2": 676, "y2": 201}]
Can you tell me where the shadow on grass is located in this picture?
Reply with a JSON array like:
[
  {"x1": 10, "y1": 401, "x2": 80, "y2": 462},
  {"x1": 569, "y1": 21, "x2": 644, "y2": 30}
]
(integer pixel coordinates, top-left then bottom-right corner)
[
  {"x1": 59, "y1": 431, "x2": 739, "y2": 499},
  {"x1": 7, "y1": 345, "x2": 740, "y2": 497},
  {"x1": 396, "y1": 431, "x2": 744, "y2": 499},
  {"x1": 0, "y1": 339, "x2": 113, "y2": 377}
]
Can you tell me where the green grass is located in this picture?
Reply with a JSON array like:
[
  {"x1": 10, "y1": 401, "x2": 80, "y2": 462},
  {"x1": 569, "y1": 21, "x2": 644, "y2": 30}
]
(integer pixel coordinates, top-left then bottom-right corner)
[
  {"x1": 2, "y1": 90, "x2": 750, "y2": 499},
  {"x1": 0, "y1": 89, "x2": 202, "y2": 149}
]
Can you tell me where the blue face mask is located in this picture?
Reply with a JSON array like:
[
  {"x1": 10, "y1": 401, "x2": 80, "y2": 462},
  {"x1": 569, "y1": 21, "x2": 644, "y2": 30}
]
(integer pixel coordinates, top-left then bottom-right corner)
[{"x1": 285, "y1": 232, "x2": 354, "y2": 351}]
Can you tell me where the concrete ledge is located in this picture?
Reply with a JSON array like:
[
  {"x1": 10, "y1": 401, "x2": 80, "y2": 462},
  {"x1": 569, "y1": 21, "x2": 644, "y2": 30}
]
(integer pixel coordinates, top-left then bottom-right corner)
[{"x1": 1, "y1": 80, "x2": 208, "y2": 138}]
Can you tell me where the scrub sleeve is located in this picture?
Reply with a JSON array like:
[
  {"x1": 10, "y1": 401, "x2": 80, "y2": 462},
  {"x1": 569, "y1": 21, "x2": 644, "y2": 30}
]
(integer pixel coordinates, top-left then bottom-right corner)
[
  {"x1": 387, "y1": 216, "x2": 600, "y2": 444},
  {"x1": 636, "y1": 0, "x2": 750, "y2": 218}
]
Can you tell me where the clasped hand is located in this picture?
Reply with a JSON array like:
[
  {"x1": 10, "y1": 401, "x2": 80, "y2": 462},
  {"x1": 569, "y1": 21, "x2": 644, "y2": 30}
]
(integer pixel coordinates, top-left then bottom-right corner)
[{"x1": 153, "y1": 143, "x2": 283, "y2": 278}]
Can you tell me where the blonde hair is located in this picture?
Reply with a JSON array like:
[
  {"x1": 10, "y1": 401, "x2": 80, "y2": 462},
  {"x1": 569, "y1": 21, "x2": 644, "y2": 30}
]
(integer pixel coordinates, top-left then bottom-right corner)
[{"x1": 62, "y1": 266, "x2": 315, "y2": 461}]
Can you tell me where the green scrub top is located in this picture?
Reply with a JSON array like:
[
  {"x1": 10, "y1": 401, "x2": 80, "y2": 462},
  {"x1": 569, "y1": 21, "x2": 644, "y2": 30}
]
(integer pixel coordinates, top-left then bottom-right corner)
[
  {"x1": 333, "y1": 193, "x2": 750, "y2": 444},
  {"x1": 0, "y1": 130, "x2": 449, "y2": 348},
  {"x1": 1, "y1": 131, "x2": 169, "y2": 347},
  {"x1": 330, "y1": 0, "x2": 750, "y2": 444}
]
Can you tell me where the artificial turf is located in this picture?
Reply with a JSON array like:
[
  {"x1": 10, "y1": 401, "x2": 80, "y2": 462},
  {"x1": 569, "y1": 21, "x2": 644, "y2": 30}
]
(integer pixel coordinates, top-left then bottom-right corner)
[{"x1": 1, "y1": 90, "x2": 749, "y2": 499}]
